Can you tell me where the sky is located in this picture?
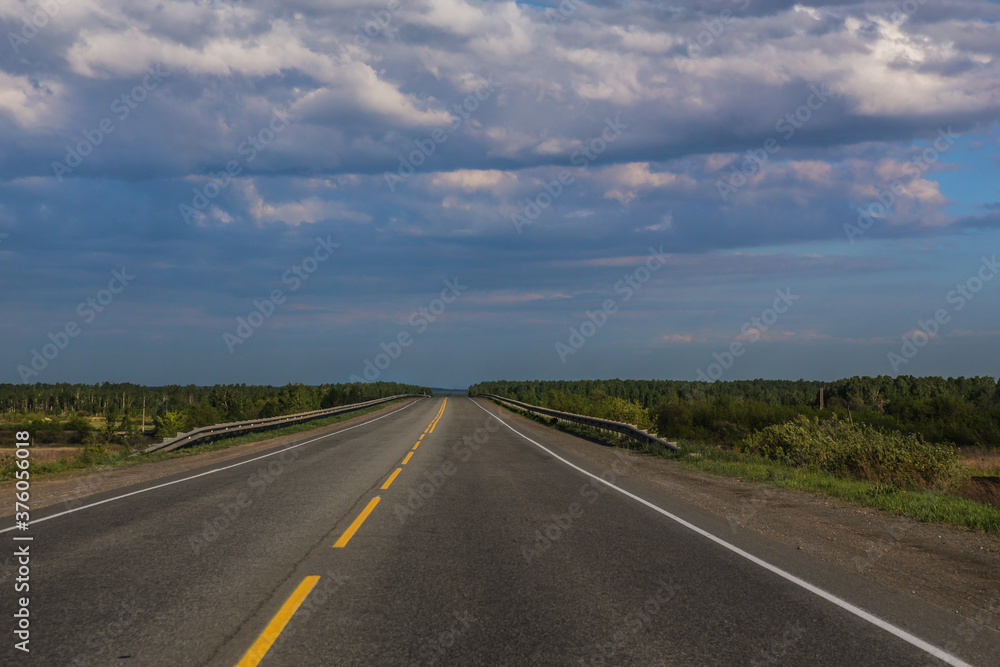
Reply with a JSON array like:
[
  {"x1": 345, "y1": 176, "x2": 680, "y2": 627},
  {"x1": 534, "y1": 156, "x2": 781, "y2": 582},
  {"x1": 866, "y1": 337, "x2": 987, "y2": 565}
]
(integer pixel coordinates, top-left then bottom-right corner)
[{"x1": 1, "y1": 0, "x2": 999, "y2": 389}]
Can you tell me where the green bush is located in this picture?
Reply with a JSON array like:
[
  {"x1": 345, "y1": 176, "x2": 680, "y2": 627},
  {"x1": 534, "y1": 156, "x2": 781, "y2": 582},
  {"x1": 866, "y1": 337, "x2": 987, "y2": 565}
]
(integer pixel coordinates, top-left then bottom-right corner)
[
  {"x1": 602, "y1": 397, "x2": 655, "y2": 431},
  {"x1": 740, "y1": 415, "x2": 959, "y2": 489},
  {"x1": 77, "y1": 432, "x2": 112, "y2": 464},
  {"x1": 154, "y1": 410, "x2": 187, "y2": 439}
]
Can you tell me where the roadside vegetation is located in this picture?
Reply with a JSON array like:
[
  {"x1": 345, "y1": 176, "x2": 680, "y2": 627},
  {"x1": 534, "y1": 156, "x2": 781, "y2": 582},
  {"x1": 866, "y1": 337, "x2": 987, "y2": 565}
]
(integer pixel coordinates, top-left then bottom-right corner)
[
  {"x1": 473, "y1": 377, "x2": 1000, "y2": 533},
  {"x1": 0, "y1": 397, "x2": 415, "y2": 482},
  {"x1": 470, "y1": 376, "x2": 1000, "y2": 448},
  {"x1": 0, "y1": 381, "x2": 429, "y2": 481}
]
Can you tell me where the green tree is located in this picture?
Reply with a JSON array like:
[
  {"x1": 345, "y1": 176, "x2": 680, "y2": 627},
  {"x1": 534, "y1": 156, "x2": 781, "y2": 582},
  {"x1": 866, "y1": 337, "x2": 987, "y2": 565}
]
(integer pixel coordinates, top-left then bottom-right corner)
[
  {"x1": 188, "y1": 402, "x2": 221, "y2": 428},
  {"x1": 154, "y1": 411, "x2": 187, "y2": 438}
]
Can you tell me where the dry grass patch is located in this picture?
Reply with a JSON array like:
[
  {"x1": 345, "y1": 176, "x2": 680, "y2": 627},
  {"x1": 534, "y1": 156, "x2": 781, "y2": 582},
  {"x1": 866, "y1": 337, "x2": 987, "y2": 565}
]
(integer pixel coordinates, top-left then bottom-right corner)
[{"x1": 0, "y1": 446, "x2": 81, "y2": 466}]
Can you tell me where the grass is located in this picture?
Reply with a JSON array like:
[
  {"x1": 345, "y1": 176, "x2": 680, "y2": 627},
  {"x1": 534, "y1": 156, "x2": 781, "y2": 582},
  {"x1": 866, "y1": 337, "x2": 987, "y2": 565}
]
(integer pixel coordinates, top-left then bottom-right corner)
[
  {"x1": 674, "y1": 440, "x2": 1000, "y2": 533},
  {"x1": 960, "y1": 447, "x2": 1000, "y2": 475},
  {"x1": 489, "y1": 399, "x2": 1000, "y2": 534},
  {"x1": 0, "y1": 399, "x2": 409, "y2": 483}
]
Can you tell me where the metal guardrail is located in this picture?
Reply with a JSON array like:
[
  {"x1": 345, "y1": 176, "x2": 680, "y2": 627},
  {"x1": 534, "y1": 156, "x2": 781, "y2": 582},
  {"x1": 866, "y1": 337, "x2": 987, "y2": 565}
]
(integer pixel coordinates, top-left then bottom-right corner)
[
  {"x1": 474, "y1": 394, "x2": 679, "y2": 452},
  {"x1": 145, "y1": 394, "x2": 423, "y2": 453}
]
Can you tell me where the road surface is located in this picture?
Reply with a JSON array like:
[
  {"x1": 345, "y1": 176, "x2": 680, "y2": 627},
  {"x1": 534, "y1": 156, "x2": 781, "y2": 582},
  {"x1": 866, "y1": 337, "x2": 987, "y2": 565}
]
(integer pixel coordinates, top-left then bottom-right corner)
[{"x1": 3, "y1": 397, "x2": 998, "y2": 665}]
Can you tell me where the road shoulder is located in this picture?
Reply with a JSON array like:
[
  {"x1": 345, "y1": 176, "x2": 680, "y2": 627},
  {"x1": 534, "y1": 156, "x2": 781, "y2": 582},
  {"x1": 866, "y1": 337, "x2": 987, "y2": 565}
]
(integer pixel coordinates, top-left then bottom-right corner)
[{"x1": 480, "y1": 399, "x2": 1000, "y2": 635}]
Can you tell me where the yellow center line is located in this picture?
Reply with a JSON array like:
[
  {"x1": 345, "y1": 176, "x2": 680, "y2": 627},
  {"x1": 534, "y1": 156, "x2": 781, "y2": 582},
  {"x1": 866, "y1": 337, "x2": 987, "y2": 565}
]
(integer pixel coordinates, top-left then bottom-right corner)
[
  {"x1": 236, "y1": 576, "x2": 320, "y2": 667},
  {"x1": 333, "y1": 496, "x2": 381, "y2": 548},
  {"x1": 425, "y1": 399, "x2": 446, "y2": 429},
  {"x1": 381, "y1": 468, "x2": 403, "y2": 490},
  {"x1": 326, "y1": 400, "x2": 447, "y2": 552}
]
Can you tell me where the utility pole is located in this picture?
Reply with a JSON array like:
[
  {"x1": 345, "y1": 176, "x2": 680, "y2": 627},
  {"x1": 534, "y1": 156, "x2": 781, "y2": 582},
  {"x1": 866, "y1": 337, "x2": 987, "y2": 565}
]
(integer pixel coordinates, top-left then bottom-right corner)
[
  {"x1": 819, "y1": 387, "x2": 824, "y2": 410},
  {"x1": 142, "y1": 396, "x2": 146, "y2": 435}
]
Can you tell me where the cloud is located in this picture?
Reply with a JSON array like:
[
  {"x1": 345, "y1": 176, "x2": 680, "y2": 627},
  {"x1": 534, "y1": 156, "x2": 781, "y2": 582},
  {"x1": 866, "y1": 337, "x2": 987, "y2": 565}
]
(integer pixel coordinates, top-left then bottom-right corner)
[
  {"x1": 0, "y1": 71, "x2": 62, "y2": 127},
  {"x1": 431, "y1": 169, "x2": 515, "y2": 192},
  {"x1": 241, "y1": 180, "x2": 372, "y2": 226},
  {"x1": 466, "y1": 292, "x2": 571, "y2": 305},
  {"x1": 600, "y1": 162, "x2": 696, "y2": 205},
  {"x1": 736, "y1": 328, "x2": 798, "y2": 342},
  {"x1": 3, "y1": 0, "x2": 1000, "y2": 384}
]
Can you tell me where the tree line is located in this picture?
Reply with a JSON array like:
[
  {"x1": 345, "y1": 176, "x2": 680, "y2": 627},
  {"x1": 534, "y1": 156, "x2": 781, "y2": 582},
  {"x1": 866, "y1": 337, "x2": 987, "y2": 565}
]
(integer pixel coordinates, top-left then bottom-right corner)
[
  {"x1": 0, "y1": 381, "x2": 430, "y2": 440},
  {"x1": 468, "y1": 376, "x2": 1000, "y2": 449}
]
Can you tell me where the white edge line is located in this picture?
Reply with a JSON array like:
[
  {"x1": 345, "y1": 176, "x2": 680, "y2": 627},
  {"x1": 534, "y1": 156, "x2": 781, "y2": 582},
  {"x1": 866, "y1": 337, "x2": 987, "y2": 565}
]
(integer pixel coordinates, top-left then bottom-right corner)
[
  {"x1": 471, "y1": 398, "x2": 973, "y2": 667},
  {"x1": 2, "y1": 399, "x2": 423, "y2": 534}
]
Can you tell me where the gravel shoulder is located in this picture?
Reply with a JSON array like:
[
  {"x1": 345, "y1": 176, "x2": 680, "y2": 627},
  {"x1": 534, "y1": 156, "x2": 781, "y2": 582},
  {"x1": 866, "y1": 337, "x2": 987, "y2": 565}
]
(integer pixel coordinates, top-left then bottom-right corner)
[
  {"x1": 515, "y1": 411, "x2": 1000, "y2": 634},
  {"x1": 480, "y1": 402, "x2": 1000, "y2": 630}
]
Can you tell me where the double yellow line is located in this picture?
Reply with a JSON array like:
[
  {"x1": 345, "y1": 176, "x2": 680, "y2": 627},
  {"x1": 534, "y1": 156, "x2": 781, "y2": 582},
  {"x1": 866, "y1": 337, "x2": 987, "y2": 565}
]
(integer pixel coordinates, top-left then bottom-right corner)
[
  {"x1": 334, "y1": 398, "x2": 447, "y2": 548},
  {"x1": 412, "y1": 400, "x2": 446, "y2": 450},
  {"x1": 235, "y1": 398, "x2": 448, "y2": 667}
]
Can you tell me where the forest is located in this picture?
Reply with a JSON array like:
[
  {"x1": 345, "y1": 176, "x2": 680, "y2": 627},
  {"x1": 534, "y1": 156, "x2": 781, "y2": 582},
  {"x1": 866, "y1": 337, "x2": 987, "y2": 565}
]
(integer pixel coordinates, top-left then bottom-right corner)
[
  {"x1": 468, "y1": 376, "x2": 1000, "y2": 449},
  {"x1": 0, "y1": 381, "x2": 430, "y2": 445}
]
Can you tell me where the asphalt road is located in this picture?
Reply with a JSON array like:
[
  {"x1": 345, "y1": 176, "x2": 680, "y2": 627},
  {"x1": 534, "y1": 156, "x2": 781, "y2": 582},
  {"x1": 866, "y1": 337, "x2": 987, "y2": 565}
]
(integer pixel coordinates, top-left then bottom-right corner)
[{"x1": 3, "y1": 397, "x2": 998, "y2": 666}]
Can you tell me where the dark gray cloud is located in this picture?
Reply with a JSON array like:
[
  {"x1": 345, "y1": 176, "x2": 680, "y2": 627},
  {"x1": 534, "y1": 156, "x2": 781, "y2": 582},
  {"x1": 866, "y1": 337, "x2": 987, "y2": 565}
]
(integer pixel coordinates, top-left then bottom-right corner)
[{"x1": 1, "y1": 0, "x2": 999, "y2": 384}]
